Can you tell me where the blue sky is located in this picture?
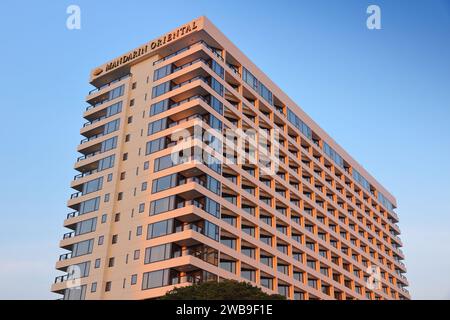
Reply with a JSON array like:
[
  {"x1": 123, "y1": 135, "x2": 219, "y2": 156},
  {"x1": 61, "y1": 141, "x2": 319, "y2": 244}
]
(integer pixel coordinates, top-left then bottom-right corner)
[{"x1": 0, "y1": 0, "x2": 449, "y2": 299}]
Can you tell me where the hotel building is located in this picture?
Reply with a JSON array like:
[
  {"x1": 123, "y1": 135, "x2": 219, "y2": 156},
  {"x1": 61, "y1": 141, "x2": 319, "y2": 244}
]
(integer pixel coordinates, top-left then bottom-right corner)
[{"x1": 51, "y1": 17, "x2": 409, "y2": 300}]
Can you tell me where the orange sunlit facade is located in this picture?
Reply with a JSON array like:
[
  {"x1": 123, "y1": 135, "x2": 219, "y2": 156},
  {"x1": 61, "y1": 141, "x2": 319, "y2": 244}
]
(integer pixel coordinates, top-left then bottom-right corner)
[{"x1": 51, "y1": 16, "x2": 409, "y2": 300}]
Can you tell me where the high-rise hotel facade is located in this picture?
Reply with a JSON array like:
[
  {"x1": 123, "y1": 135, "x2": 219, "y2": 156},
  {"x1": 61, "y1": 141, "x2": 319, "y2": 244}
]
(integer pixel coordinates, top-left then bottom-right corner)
[{"x1": 51, "y1": 17, "x2": 409, "y2": 300}]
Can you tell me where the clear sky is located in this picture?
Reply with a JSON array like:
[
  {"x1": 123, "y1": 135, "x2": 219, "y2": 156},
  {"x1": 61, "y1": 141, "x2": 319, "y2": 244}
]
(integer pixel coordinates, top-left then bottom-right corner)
[{"x1": 0, "y1": 0, "x2": 449, "y2": 299}]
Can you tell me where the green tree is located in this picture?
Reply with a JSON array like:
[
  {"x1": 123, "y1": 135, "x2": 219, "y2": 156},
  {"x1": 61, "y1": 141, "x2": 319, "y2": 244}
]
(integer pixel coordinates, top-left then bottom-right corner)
[{"x1": 159, "y1": 280, "x2": 286, "y2": 300}]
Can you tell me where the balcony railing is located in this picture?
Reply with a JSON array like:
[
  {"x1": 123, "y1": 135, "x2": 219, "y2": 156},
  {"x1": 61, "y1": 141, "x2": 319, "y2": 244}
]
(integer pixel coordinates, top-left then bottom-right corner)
[
  {"x1": 171, "y1": 75, "x2": 208, "y2": 91},
  {"x1": 168, "y1": 94, "x2": 208, "y2": 110},
  {"x1": 80, "y1": 133, "x2": 104, "y2": 145},
  {"x1": 70, "y1": 192, "x2": 81, "y2": 199},
  {"x1": 153, "y1": 40, "x2": 224, "y2": 66},
  {"x1": 63, "y1": 232, "x2": 74, "y2": 239},
  {"x1": 66, "y1": 211, "x2": 79, "y2": 219},
  {"x1": 88, "y1": 73, "x2": 131, "y2": 95},
  {"x1": 172, "y1": 58, "x2": 207, "y2": 74},
  {"x1": 54, "y1": 274, "x2": 70, "y2": 283},
  {"x1": 74, "y1": 169, "x2": 98, "y2": 181},
  {"x1": 59, "y1": 253, "x2": 72, "y2": 261},
  {"x1": 83, "y1": 115, "x2": 106, "y2": 128},
  {"x1": 226, "y1": 63, "x2": 240, "y2": 76},
  {"x1": 77, "y1": 150, "x2": 101, "y2": 162}
]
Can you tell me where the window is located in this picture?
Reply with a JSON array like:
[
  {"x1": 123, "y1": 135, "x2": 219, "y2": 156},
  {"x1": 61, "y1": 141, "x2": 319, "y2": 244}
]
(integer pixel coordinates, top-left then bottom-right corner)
[
  {"x1": 122, "y1": 153, "x2": 128, "y2": 161},
  {"x1": 104, "y1": 118, "x2": 120, "y2": 135},
  {"x1": 241, "y1": 247, "x2": 255, "y2": 258},
  {"x1": 154, "y1": 154, "x2": 176, "y2": 172},
  {"x1": 125, "y1": 134, "x2": 130, "y2": 142},
  {"x1": 204, "y1": 153, "x2": 221, "y2": 174},
  {"x1": 210, "y1": 77, "x2": 223, "y2": 96},
  {"x1": 105, "y1": 281, "x2": 111, "y2": 292},
  {"x1": 278, "y1": 285, "x2": 289, "y2": 297},
  {"x1": 72, "y1": 239, "x2": 94, "y2": 257},
  {"x1": 150, "y1": 99, "x2": 170, "y2": 116},
  {"x1": 149, "y1": 196, "x2": 177, "y2": 216},
  {"x1": 260, "y1": 235, "x2": 272, "y2": 246},
  {"x1": 109, "y1": 85, "x2": 124, "y2": 100},
  {"x1": 94, "y1": 258, "x2": 100, "y2": 268},
  {"x1": 287, "y1": 109, "x2": 312, "y2": 140},
  {"x1": 120, "y1": 172, "x2": 126, "y2": 180},
  {"x1": 127, "y1": 116, "x2": 133, "y2": 124},
  {"x1": 207, "y1": 115, "x2": 223, "y2": 132},
  {"x1": 68, "y1": 261, "x2": 90, "y2": 279},
  {"x1": 277, "y1": 264, "x2": 289, "y2": 274},
  {"x1": 141, "y1": 182, "x2": 147, "y2": 191},
  {"x1": 91, "y1": 282, "x2": 97, "y2": 293},
  {"x1": 221, "y1": 215, "x2": 236, "y2": 226},
  {"x1": 221, "y1": 237, "x2": 236, "y2": 249},
  {"x1": 152, "y1": 174, "x2": 177, "y2": 193},
  {"x1": 294, "y1": 292, "x2": 305, "y2": 300},
  {"x1": 114, "y1": 213, "x2": 120, "y2": 222},
  {"x1": 143, "y1": 161, "x2": 149, "y2": 170},
  {"x1": 241, "y1": 269, "x2": 255, "y2": 282},
  {"x1": 260, "y1": 277, "x2": 273, "y2": 289},
  {"x1": 98, "y1": 236, "x2": 104, "y2": 245},
  {"x1": 63, "y1": 285, "x2": 86, "y2": 300},
  {"x1": 204, "y1": 221, "x2": 219, "y2": 241},
  {"x1": 259, "y1": 82, "x2": 273, "y2": 105},
  {"x1": 204, "y1": 197, "x2": 220, "y2": 217},
  {"x1": 75, "y1": 218, "x2": 97, "y2": 236},
  {"x1": 260, "y1": 255, "x2": 273, "y2": 267},
  {"x1": 139, "y1": 203, "x2": 145, "y2": 213},
  {"x1": 211, "y1": 60, "x2": 224, "y2": 79},
  {"x1": 210, "y1": 96, "x2": 223, "y2": 115},
  {"x1": 132, "y1": 82, "x2": 137, "y2": 89},
  {"x1": 243, "y1": 67, "x2": 258, "y2": 91},
  {"x1": 131, "y1": 274, "x2": 137, "y2": 285},
  {"x1": 98, "y1": 155, "x2": 115, "y2": 171},
  {"x1": 112, "y1": 235, "x2": 118, "y2": 244},
  {"x1": 144, "y1": 243, "x2": 176, "y2": 264},
  {"x1": 151, "y1": 82, "x2": 170, "y2": 98},
  {"x1": 136, "y1": 226, "x2": 142, "y2": 236},
  {"x1": 79, "y1": 197, "x2": 100, "y2": 215},
  {"x1": 294, "y1": 271, "x2": 304, "y2": 282},
  {"x1": 108, "y1": 257, "x2": 115, "y2": 267},
  {"x1": 106, "y1": 101, "x2": 122, "y2": 117},
  {"x1": 206, "y1": 176, "x2": 221, "y2": 195},
  {"x1": 220, "y1": 260, "x2": 236, "y2": 273},
  {"x1": 107, "y1": 173, "x2": 113, "y2": 182},
  {"x1": 142, "y1": 269, "x2": 171, "y2": 290},
  {"x1": 148, "y1": 118, "x2": 168, "y2": 135},
  {"x1": 134, "y1": 249, "x2": 140, "y2": 260},
  {"x1": 154, "y1": 64, "x2": 172, "y2": 81},
  {"x1": 82, "y1": 177, "x2": 103, "y2": 195},
  {"x1": 101, "y1": 214, "x2": 107, "y2": 223},
  {"x1": 145, "y1": 137, "x2": 166, "y2": 155},
  {"x1": 147, "y1": 219, "x2": 177, "y2": 239},
  {"x1": 101, "y1": 136, "x2": 118, "y2": 152},
  {"x1": 308, "y1": 279, "x2": 318, "y2": 289}
]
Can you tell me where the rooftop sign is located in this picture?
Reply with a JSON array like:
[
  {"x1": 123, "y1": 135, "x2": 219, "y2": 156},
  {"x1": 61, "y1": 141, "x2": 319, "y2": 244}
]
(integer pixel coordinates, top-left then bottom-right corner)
[{"x1": 90, "y1": 18, "x2": 203, "y2": 80}]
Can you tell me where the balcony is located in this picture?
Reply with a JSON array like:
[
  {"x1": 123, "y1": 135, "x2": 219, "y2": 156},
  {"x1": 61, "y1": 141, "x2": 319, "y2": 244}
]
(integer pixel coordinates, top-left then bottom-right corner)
[
  {"x1": 73, "y1": 169, "x2": 98, "y2": 181},
  {"x1": 66, "y1": 211, "x2": 79, "y2": 219},
  {"x1": 59, "y1": 253, "x2": 72, "y2": 261},
  {"x1": 87, "y1": 73, "x2": 130, "y2": 95},
  {"x1": 76, "y1": 150, "x2": 101, "y2": 162},
  {"x1": 153, "y1": 39, "x2": 223, "y2": 67},
  {"x1": 70, "y1": 192, "x2": 81, "y2": 199},
  {"x1": 63, "y1": 232, "x2": 74, "y2": 239},
  {"x1": 54, "y1": 274, "x2": 71, "y2": 284}
]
